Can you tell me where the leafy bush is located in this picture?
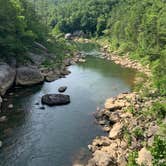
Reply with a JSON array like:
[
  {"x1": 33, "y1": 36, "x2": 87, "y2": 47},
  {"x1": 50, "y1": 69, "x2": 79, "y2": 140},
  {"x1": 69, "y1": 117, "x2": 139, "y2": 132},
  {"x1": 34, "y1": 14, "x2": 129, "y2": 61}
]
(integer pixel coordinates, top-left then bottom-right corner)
[
  {"x1": 132, "y1": 127, "x2": 144, "y2": 140},
  {"x1": 150, "y1": 102, "x2": 166, "y2": 120},
  {"x1": 150, "y1": 136, "x2": 166, "y2": 166},
  {"x1": 127, "y1": 151, "x2": 138, "y2": 166}
]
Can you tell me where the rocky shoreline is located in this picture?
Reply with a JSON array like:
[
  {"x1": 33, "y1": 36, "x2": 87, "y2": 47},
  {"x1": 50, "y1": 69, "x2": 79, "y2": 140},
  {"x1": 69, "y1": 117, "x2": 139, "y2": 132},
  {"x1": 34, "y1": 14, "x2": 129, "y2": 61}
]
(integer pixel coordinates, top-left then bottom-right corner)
[
  {"x1": 0, "y1": 43, "x2": 86, "y2": 147},
  {"x1": 82, "y1": 45, "x2": 164, "y2": 166},
  {"x1": 100, "y1": 46, "x2": 151, "y2": 77},
  {"x1": 0, "y1": 40, "x2": 164, "y2": 164},
  {"x1": 0, "y1": 47, "x2": 86, "y2": 108},
  {"x1": 85, "y1": 92, "x2": 160, "y2": 166}
]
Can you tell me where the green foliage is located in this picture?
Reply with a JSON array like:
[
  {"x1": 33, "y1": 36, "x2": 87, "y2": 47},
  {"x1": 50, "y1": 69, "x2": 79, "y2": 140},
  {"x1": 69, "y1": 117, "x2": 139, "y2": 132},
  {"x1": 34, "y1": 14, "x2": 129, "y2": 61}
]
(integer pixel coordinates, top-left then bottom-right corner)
[
  {"x1": 127, "y1": 151, "x2": 138, "y2": 166},
  {"x1": 49, "y1": 0, "x2": 166, "y2": 96},
  {"x1": 0, "y1": 0, "x2": 49, "y2": 60},
  {"x1": 150, "y1": 102, "x2": 166, "y2": 120},
  {"x1": 150, "y1": 136, "x2": 166, "y2": 166},
  {"x1": 132, "y1": 127, "x2": 144, "y2": 140},
  {"x1": 123, "y1": 127, "x2": 132, "y2": 146},
  {"x1": 51, "y1": 0, "x2": 118, "y2": 36},
  {"x1": 152, "y1": 54, "x2": 166, "y2": 95},
  {"x1": 126, "y1": 106, "x2": 137, "y2": 115}
]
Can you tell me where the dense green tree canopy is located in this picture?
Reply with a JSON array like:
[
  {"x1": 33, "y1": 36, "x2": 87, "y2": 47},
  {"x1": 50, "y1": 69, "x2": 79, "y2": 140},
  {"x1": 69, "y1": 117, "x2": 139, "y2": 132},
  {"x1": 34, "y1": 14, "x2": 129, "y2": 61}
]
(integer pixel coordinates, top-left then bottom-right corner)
[
  {"x1": 0, "y1": 0, "x2": 165, "y2": 94},
  {"x1": 50, "y1": 0, "x2": 166, "y2": 94},
  {"x1": 0, "y1": 0, "x2": 48, "y2": 59}
]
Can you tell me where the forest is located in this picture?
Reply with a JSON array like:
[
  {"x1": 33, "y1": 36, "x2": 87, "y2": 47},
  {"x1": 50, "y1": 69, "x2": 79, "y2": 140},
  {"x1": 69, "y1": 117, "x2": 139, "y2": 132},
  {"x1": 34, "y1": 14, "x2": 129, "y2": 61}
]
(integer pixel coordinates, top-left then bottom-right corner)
[
  {"x1": 0, "y1": 0, "x2": 165, "y2": 165},
  {"x1": 50, "y1": 0, "x2": 166, "y2": 95},
  {"x1": 0, "y1": 0, "x2": 165, "y2": 94}
]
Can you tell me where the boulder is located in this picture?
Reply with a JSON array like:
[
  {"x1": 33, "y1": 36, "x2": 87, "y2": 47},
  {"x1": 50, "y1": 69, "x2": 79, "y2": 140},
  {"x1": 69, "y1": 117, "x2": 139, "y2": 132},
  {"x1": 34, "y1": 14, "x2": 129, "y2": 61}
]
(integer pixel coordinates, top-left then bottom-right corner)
[
  {"x1": 92, "y1": 136, "x2": 111, "y2": 148},
  {"x1": 78, "y1": 59, "x2": 86, "y2": 63},
  {"x1": 87, "y1": 150, "x2": 115, "y2": 166},
  {"x1": 45, "y1": 73, "x2": 61, "y2": 82},
  {"x1": 28, "y1": 52, "x2": 46, "y2": 66},
  {"x1": 39, "y1": 106, "x2": 45, "y2": 110},
  {"x1": 0, "y1": 96, "x2": 2, "y2": 108},
  {"x1": 137, "y1": 147, "x2": 153, "y2": 166},
  {"x1": 0, "y1": 140, "x2": 2, "y2": 148},
  {"x1": 58, "y1": 86, "x2": 67, "y2": 93},
  {"x1": 16, "y1": 67, "x2": 44, "y2": 86},
  {"x1": 0, "y1": 63, "x2": 16, "y2": 96},
  {"x1": 0, "y1": 116, "x2": 7, "y2": 123},
  {"x1": 109, "y1": 122, "x2": 123, "y2": 139},
  {"x1": 104, "y1": 98, "x2": 124, "y2": 110},
  {"x1": 60, "y1": 68, "x2": 71, "y2": 76},
  {"x1": 65, "y1": 33, "x2": 72, "y2": 40},
  {"x1": 147, "y1": 124, "x2": 159, "y2": 137},
  {"x1": 8, "y1": 104, "x2": 14, "y2": 109},
  {"x1": 41, "y1": 94, "x2": 70, "y2": 106},
  {"x1": 42, "y1": 68, "x2": 61, "y2": 82},
  {"x1": 63, "y1": 58, "x2": 72, "y2": 66}
]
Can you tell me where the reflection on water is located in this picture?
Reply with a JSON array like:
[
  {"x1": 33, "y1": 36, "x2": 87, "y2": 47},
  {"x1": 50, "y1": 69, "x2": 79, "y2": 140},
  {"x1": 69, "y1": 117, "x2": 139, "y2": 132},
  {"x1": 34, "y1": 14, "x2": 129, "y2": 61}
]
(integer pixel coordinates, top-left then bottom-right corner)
[{"x1": 0, "y1": 56, "x2": 137, "y2": 166}]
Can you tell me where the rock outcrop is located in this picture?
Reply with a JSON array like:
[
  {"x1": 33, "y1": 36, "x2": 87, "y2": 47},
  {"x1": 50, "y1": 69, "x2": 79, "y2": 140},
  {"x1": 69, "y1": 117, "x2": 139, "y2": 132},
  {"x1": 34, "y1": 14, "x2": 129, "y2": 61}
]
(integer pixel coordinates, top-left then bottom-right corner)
[
  {"x1": 87, "y1": 150, "x2": 115, "y2": 166},
  {"x1": 109, "y1": 122, "x2": 123, "y2": 139},
  {"x1": 16, "y1": 66, "x2": 44, "y2": 86},
  {"x1": 0, "y1": 63, "x2": 16, "y2": 96},
  {"x1": 137, "y1": 148, "x2": 153, "y2": 166},
  {"x1": 87, "y1": 92, "x2": 159, "y2": 166}
]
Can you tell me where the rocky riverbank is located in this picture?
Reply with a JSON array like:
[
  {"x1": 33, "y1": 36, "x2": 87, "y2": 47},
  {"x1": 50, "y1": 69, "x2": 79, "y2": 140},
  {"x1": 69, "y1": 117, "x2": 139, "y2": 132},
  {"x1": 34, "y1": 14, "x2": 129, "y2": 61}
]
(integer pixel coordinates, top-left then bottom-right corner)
[
  {"x1": 85, "y1": 92, "x2": 163, "y2": 166},
  {"x1": 0, "y1": 43, "x2": 86, "y2": 104},
  {"x1": 100, "y1": 46, "x2": 151, "y2": 77},
  {"x1": 0, "y1": 42, "x2": 86, "y2": 117},
  {"x1": 82, "y1": 45, "x2": 165, "y2": 166}
]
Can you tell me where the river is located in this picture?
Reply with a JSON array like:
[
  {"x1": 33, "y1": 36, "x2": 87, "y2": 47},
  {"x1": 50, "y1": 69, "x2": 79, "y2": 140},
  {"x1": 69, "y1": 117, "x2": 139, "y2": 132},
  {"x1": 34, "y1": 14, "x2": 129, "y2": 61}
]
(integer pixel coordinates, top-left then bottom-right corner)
[{"x1": 0, "y1": 55, "x2": 137, "y2": 166}]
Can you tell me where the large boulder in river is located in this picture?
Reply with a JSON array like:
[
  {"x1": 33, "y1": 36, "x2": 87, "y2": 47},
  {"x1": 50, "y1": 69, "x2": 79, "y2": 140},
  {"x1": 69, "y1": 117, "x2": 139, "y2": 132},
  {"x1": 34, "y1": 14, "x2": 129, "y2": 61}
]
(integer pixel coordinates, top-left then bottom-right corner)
[
  {"x1": 16, "y1": 67, "x2": 44, "y2": 86},
  {"x1": 0, "y1": 63, "x2": 16, "y2": 96},
  {"x1": 41, "y1": 94, "x2": 70, "y2": 106}
]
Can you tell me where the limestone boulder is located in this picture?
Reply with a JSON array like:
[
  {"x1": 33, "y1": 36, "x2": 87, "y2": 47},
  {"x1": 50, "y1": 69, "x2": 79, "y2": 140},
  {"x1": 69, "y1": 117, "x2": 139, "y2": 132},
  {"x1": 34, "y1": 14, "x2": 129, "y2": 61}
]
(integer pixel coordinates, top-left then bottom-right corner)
[
  {"x1": 0, "y1": 63, "x2": 16, "y2": 95},
  {"x1": 16, "y1": 67, "x2": 44, "y2": 85}
]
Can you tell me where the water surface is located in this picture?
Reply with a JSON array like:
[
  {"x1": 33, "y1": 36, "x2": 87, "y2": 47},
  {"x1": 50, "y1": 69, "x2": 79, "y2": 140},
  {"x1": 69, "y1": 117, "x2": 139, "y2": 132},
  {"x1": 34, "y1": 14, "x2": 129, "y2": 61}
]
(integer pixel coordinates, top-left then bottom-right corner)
[{"x1": 0, "y1": 56, "x2": 137, "y2": 166}]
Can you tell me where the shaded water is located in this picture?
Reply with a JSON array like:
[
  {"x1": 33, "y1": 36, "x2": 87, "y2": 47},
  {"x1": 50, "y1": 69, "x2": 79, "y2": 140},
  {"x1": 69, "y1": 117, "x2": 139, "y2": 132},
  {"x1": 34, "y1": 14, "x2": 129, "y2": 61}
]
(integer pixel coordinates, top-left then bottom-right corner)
[{"x1": 0, "y1": 56, "x2": 137, "y2": 166}]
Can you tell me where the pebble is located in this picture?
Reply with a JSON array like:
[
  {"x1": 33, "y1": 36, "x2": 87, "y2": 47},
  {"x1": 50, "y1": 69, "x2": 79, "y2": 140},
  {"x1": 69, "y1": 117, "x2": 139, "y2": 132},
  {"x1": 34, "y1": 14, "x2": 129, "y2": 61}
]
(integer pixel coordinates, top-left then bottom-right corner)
[
  {"x1": 3, "y1": 98, "x2": 8, "y2": 102},
  {"x1": 0, "y1": 141, "x2": 2, "y2": 148},
  {"x1": 8, "y1": 104, "x2": 14, "y2": 109},
  {"x1": 9, "y1": 93, "x2": 14, "y2": 96},
  {"x1": 39, "y1": 106, "x2": 45, "y2": 110}
]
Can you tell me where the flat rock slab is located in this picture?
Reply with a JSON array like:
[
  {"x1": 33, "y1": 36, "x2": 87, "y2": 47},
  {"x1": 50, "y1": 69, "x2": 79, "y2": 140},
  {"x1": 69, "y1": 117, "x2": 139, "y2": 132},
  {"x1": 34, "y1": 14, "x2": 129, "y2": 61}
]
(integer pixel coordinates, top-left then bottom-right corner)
[
  {"x1": 109, "y1": 122, "x2": 123, "y2": 139},
  {"x1": 41, "y1": 94, "x2": 70, "y2": 106}
]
